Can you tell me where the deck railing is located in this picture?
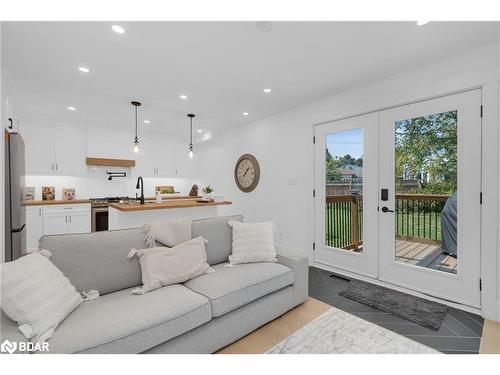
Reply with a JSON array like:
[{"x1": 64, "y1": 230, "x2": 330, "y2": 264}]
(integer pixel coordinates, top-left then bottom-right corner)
[{"x1": 325, "y1": 193, "x2": 449, "y2": 250}]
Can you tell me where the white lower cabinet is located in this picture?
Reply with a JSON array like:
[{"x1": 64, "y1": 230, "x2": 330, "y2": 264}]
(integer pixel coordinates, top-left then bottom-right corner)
[
  {"x1": 42, "y1": 209, "x2": 70, "y2": 236},
  {"x1": 26, "y1": 206, "x2": 43, "y2": 251},
  {"x1": 25, "y1": 204, "x2": 91, "y2": 250},
  {"x1": 67, "y1": 208, "x2": 92, "y2": 234}
]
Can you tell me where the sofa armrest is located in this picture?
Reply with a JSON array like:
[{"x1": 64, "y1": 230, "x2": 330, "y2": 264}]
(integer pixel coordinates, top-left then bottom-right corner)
[{"x1": 276, "y1": 245, "x2": 308, "y2": 306}]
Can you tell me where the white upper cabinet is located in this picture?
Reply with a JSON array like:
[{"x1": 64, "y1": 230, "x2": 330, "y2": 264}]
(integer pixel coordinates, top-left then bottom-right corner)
[
  {"x1": 20, "y1": 122, "x2": 86, "y2": 176},
  {"x1": 21, "y1": 122, "x2": 53, "y2": 174},
  {"x1": 53, "y1": 127, "x2": 86, "y2": 175}
]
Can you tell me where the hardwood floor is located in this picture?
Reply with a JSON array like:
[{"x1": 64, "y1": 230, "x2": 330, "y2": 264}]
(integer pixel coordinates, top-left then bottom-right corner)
[
  {"x1": 480, "y1": 320, "x2": 500, "y2": 354},
  {"x1": 216, "y1": 298, "x2": 330, "y2": 354}
]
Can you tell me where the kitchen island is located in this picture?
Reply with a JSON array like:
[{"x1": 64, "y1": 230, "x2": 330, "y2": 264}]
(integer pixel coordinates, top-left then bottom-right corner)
[{"x1": 108, "y1": 199, "x2": 232, "y2": 230}]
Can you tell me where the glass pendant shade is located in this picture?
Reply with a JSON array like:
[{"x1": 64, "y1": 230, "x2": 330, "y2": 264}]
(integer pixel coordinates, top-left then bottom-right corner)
[{"x1": 132, "y1": 139, "x2": 140, "y2": 154}]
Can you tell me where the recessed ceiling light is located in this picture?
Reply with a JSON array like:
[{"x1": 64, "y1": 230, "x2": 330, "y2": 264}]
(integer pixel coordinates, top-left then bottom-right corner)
[
  {"x1": 416, "y1": 21, "x2": 429, "y2": 26},
  {"x1": 197, "y1": 129, "x2": 203, "y2": 133},
  {"x1": 67, "y1": 106, "x2": 76, "y2": 111},
  {"x1": 180, "y1": 95, "x2": 188, "y2": 100},
  {"x1": 143, "y1": 120, "x2": 151, "y2": 124},
  {"x1": 263, "y1": 88, "x2": 272, "y2": 93},
  {"x1": 243, "y1": 112, "x2": 249, "y2": 116},
  {"x1": 112, "y1": 25, "x2": 125, "y2": 34},
  {"x1": 78, "y1": 67, "x2": 90, "y2": 73}
]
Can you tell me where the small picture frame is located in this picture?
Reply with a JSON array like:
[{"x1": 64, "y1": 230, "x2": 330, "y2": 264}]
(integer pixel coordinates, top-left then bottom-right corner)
[
  {"x1": 22, "y1": 186, "x2": 36, "y2": 201},
  {"x1": 42, "y1": 186, "x2": 55, "y2": 201},
  {"x1": 62, "y1": 188, "x2": 76, "y2": 201}
]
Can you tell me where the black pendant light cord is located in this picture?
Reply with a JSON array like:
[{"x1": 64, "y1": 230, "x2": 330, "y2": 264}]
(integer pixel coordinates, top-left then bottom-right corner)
[
  {"x1": 131, "y1": 101, "x2": 141, "y2": 143},
  {"x1": 187, "y1": 114, "x2": 195, "y2": 150},
  {"x1": 190, "y1": 116, "x2": 193, "y2": 147},
  {"x1": 134, "y1": 104, "x2": 138, "y2": 142}
]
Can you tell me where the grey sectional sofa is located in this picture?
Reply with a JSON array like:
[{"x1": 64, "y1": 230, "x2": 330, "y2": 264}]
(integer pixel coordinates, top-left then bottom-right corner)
[{"x1": 1, "y1": 215, "x2": 308, "y2": 354}]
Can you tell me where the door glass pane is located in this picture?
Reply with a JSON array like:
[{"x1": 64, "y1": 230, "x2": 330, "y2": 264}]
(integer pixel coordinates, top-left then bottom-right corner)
[
  {"x1": 325, "y1": 128, "x2": 364, "y2": 252},
  {"x1": 394, "y1": 111, "x2": 458, "y2": 274}
]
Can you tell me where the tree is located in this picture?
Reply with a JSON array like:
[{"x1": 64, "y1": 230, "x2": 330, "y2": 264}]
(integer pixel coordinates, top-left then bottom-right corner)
[
  {"x1": 395, "y1": 111, "x2": 457, "y2": 194},
  {"x1": 325, "y1": 148, "x2": 342, "y2": 182}
]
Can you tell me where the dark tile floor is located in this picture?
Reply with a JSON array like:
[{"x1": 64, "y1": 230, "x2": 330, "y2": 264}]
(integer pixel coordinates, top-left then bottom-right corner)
[{"x1": 309, "y1": 266, "x2": 484, "y2": 354}]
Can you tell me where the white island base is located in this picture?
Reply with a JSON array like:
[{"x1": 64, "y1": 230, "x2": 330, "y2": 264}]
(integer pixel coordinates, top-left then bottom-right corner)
[{"x1": 108, "y1": 205, "x2": 222, "y2": 230}]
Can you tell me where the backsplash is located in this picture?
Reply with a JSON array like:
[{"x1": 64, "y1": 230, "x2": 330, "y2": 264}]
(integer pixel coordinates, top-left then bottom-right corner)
[{"x1": 25, "y1": 173, "x2": 204, "y2": 200}]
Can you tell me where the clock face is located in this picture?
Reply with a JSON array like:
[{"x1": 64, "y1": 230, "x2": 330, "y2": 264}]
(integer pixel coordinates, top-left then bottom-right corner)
[{"x1": 234, "y1": 154, "x2": 260, "y2": 192}]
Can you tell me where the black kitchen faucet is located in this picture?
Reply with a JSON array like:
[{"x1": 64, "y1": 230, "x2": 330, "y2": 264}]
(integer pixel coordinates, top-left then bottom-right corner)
[{"x1": 136, "y1": 176, "x2": 145, "y2": 205}]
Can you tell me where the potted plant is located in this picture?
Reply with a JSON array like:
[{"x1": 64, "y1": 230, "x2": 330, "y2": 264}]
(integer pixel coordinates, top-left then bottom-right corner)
[{"x1": 202, "y1": 185, "x2": 214, "y2": 200}]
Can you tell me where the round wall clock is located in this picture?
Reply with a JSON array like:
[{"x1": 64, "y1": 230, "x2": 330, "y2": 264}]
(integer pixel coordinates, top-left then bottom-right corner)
[{"x1": 234, "y1": 154, "x2": 260, "y2": 192}]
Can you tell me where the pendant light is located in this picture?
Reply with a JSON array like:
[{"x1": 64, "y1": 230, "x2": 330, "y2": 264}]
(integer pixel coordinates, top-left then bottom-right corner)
[
  {"x1": 187, "y1": 113, "x2": 195, "y2": 159},
  {"x1": 131, "y1": 101, "x2": 142, "y2": 154}
]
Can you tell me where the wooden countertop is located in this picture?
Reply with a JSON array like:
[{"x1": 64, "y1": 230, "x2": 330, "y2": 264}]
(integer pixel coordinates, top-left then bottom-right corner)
[
  {"x1": 108, "y1": 199, "x2": 232, "y2": 212},
  {"x1": 22, "y1": 199, "x2": 91, "y2": 206}
]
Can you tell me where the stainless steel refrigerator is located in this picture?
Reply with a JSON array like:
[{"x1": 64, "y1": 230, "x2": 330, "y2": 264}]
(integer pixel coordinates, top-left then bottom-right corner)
[{"x1": 4, "y1": 131, "x2": 26, "y2": 262}]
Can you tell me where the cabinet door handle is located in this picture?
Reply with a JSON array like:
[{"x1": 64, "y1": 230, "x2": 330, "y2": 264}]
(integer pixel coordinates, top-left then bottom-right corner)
[
  {"x1": 51, "y1": 162, "x2": 54, "y2": 170},
  {"x1": 69, "y1": 216, "x2": 72, "y2": 223},
  {"x1": 65, "y1": 215, "x2": 68, "y2": 223}
]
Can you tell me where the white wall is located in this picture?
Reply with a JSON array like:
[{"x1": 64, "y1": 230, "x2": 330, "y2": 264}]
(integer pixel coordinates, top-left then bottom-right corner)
[{"x1": 198, "y1": 42, "x2": 500, "y2": 319}]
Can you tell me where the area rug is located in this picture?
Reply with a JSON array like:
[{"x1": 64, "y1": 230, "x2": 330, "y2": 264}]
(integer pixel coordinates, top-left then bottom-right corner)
[
  {"x1": 338, "y1": 280, "x2": 448, "y2": 330},
  {"x1": 267, "y1": 307, "x2": 439, "y2": 354}
]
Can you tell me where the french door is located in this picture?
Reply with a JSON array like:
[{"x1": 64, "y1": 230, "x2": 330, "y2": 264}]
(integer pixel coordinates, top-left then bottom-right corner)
[
  {"x1": 314, "y1": 113, "x2": 379, "y2": 278},
  {"x1": 314, "y1": 89, "x2": 482, "y2": 308}
]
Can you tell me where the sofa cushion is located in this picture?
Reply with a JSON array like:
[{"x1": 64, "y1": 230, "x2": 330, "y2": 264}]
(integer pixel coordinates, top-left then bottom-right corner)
[
  {"x1": 41, "y1": 284, "x2": 211, "y2": 354},
  {"x1": 39, "y1": 229, "x2": 147, "y2": 295},
  {"x1": 192, "y1": 215, "x2": 243, "y2": 265},
  {"x1": 184, "y1": 262, "x2": 294, "y2": 317}
]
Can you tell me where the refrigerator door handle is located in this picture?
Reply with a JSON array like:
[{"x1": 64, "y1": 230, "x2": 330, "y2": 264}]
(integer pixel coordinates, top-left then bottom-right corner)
[{"x1": 11, "y1": 223, "x2": 26, "y2": 233}]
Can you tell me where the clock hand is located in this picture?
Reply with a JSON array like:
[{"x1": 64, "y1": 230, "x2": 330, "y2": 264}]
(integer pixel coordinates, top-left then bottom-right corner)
[{"x1": 243, "y1": 167, "x2": 250, "y2": 177}]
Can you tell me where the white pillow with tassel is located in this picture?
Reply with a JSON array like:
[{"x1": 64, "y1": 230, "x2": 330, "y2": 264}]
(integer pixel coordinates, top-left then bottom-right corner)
[{"x1": 0, "y1": 250, "x2": 82, "y2": 342}]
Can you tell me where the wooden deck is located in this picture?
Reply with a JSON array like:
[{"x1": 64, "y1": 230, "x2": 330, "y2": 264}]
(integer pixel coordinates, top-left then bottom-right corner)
[{"x1": 395, "y1": 239, "x2": 457, "y2": 274}]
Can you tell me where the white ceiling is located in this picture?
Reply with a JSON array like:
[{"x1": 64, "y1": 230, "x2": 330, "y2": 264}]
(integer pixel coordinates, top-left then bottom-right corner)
[{"x1": 2, "y1": 21, "x2": 499, "y2": 139}]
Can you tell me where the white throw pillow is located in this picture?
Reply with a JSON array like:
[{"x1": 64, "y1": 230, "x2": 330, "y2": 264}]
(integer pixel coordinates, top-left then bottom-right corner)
[
  {"x1": 1, "y1": 250, "x2": 82, "y2": 342},
  {"x1": 228, "y1": 220, "x2": 277, "y2": 265},
  {"x1": 128, "y1": 236, "x2": 213, "y2": 294}
]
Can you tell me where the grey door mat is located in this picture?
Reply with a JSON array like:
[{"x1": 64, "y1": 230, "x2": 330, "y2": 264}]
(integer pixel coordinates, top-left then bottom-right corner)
[{"x1": 339, "y1": 280, "x2": 448, "y2": 330}]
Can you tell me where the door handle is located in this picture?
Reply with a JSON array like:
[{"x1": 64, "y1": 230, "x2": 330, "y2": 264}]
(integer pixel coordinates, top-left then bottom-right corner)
[
  {"x1": 381, "y1": 206, "x2": 394, "y2": 213},
  {"x1": 65, "y1": 215, "x2": 68, "y2": 223}
]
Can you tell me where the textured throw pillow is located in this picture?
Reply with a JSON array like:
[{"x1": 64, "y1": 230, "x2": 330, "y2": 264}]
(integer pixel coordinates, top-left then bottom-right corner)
[
  {"x1": 228, "y1": 220, "x2": 277, "y2": 265},
  {"x1": 1, "y1": 250, "x2": 83, "y2": 342},
  {"x1": 128, "y1": 236, "x2": 213, "y2": 294}
]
